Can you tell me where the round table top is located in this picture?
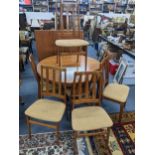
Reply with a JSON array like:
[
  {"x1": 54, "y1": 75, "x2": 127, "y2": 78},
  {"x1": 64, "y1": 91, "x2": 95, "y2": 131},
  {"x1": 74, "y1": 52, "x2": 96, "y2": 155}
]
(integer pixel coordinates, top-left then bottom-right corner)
[{"x1": 37, "y1": 55, "x2": 100, "y2": 84}]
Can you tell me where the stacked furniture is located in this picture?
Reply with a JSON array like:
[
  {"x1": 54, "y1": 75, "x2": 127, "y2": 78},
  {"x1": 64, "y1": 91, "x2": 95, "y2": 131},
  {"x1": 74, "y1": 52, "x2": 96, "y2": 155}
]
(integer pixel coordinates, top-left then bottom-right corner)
[{"x1": 35, "y1": 30, "x2": 83, "y2": 61}]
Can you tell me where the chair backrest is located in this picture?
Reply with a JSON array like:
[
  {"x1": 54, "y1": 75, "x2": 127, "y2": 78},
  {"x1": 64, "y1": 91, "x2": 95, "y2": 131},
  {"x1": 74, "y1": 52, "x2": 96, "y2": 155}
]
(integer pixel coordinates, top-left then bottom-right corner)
[
  {"x1": 40, "y1": 65, "x2": 67, "y2": 102},
  {"x1": 29, "y1": 54, "x2": 40, "y2": 84},
  {"x1": 71, "y1": 71, "x2": 102, "y2": 109},
  {"x1": 100, "y1": 53, "x2": 110, "y2": 86}
]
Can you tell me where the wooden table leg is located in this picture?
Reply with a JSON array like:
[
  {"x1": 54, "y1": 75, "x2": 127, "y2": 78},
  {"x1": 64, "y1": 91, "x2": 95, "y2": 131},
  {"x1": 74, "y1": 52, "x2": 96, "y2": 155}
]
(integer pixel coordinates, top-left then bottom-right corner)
[{"x1": 119, "y1": 103, "x2": 124, "y2": 122}]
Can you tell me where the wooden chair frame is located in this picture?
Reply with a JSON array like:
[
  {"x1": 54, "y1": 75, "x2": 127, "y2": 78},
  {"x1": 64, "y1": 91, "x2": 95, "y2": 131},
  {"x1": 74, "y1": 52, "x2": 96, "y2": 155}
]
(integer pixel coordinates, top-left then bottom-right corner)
[
  {"x1": 29, "y1": 54, "x2": 41, "y2": 98},
  {"x1": 71, "y1": 71, "x2": 111, "y2": 153},
  {"x1": 56, "y1": 45, "x2": 87, "y2": 70},
  {"x1": 40, "y1": 65, "x2": 67, "y2": 100},
  {"x1": 100, "y1": 54, "x2": 128, "y2": 122},
  {"x1": 71, "y1": 71, "x2": 102, "y2": 109},
  {"x1": 26, "y1": 65, "x2": 67, "y2": 141},
  {"x1": 100, "y1": 53, "x2": 110, "y2": 87}
]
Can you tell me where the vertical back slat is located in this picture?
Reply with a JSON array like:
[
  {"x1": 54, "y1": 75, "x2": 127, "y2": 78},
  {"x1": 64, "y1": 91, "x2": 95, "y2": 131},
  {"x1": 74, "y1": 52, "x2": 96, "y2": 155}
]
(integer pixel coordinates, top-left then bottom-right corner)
[
  {"x1": 92, "y1": 73, "x2": 97, "y2": 98},
  {"x1": 46, "y1": 67, "x2": 49, "y2": 93},
  {"x1": 85, "y1": 74, "x2": 89, "y2": 98},
  {"x1": 52, "y1": 69, "x2": 56, "y2": 94},
  {"x1": 100, "y1": 54, "x2": 110, "y2": 86},
  {"x1": 58, "y1": 70, "x2": 62, "y2": 95},
  {"x1": 72, "y1": 72, "x2": 77, "y2": 100},
  {"x1": 41, "y1": 66, "x2": 44, "y2": 97},
  {"x1": 106, "y1": 58, "x2": 109, "y2": 83},
  {"x1": 40, "y1": 65, "x2": 66, "y2": 101},
  {"x1": 78, "y1": 74, "x2": 82, "y2": 97},
  {"x1": 71, "y1": 71, "x2": 102, "y2": 108},
  {"x1": 63, "y1": 70, "x2": 67, "y2": 97},
  {"x1": 98, "y1": 73, "x2": 102, "y2": 104}
]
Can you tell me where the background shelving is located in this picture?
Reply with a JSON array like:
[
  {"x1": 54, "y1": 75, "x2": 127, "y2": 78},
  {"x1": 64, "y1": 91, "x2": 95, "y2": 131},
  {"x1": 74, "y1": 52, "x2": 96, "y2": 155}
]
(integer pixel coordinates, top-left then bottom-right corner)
[
  {"x1": 19, "y1": 5, "x2": 33, "y2": 12},
  {"x1": 33, "y1": 0, "x2": 48, "y2": 12},
  {"x1": 89, "y1": 3, "x2": 103, "y2": 13},
  {"x1": 79, "y1": 3, "x2": 89, "y2": 14},
  {"x1": 19, "y1": 0, "x2": 135, "y2": 14}
]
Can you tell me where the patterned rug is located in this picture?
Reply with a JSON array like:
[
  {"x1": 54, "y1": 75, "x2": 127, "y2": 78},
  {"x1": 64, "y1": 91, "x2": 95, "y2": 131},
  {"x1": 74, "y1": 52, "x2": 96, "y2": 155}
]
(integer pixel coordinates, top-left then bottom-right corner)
[{"x1": 19, "y1": 112, "x2": 135, "y2": 155}]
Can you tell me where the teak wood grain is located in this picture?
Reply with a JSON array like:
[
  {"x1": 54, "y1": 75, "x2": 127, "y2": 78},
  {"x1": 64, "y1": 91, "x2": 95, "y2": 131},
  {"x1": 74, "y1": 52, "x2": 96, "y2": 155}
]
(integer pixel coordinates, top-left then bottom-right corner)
[
  {"x1": 70, "y1": 71, "x2": 111, "y2": 153},
  {"x1": 37, "y1": 55, "x2": 100, "y2": 85},
  {"x1": 29, "y1": 54, "x2": 41, "y2": 98},
  {"x1": 40, "y1": 65, "x2": 67, "y2": 101},
  {"x1": 35, "y1": 30, "x2": 83, "y2": 61},
  {"x1": 26, "y1": 65, "x2": 67, "y2": 141},
  {"x1": 100, "y1": 52, "x2": 128, "y2": 122},
  {"x1": 71, "y1": 71, "x2": 103, "y2": 109}
]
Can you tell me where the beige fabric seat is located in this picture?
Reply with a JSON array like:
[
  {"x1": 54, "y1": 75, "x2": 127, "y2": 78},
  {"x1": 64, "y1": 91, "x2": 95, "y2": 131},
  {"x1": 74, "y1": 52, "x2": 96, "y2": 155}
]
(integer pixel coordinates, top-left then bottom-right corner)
[
  {"x1": 25, "y1": 99, "x2": 66, "y2": 122},
  {"x1": 72, "y1": 106, "x2": 113, "y2": 131},
  {"x1": 55, "y1": 39, "x2": 89, "y2": 47},
  {"x1": 103, "y1": 83, "x2": 129, "y2": 103},
  {"x1": 25, "y1": 65, "x2": 67, "y2": 140}
]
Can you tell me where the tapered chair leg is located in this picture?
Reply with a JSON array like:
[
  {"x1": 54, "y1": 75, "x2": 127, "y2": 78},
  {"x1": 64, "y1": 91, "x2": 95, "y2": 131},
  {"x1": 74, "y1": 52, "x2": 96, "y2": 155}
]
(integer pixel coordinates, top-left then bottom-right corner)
[
  {"x1": 26, "y1": 116, "x2": 32, "y2": 139},
  {"x1": 124, "y1": 101, "x2": 127, "y2": 108},
  {"x1": 119, "y1": 103, "x2": 124, "y2": 122},
  {"x1": 73, "y1": 131, "x2": 78, "y2": 155},
  {"x1": 56, "y1": 124, "x2": 60, "y2": 145},
  {"x1": 105, "y1": 127, "x2": 110, "y2": 149}
]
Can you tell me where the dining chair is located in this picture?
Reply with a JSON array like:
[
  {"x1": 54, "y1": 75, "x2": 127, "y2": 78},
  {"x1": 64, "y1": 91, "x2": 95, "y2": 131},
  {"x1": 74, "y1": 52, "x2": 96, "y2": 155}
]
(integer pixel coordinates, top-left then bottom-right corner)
[
  {"x1": 25, "y1": 65, "x2": 67, "y2": 142},
  {"x1": 29, "y1": 54, "x2": 53, "y2": 98},
  {"x1": 100, "y1": 54, "x2": 130, "y2": 122},
  {"x1": 55, "y1": 39, "x2": 88, "y2": 70},
  {"x1": 71, "y1": 71, "x2": 113, "y2": 153}
]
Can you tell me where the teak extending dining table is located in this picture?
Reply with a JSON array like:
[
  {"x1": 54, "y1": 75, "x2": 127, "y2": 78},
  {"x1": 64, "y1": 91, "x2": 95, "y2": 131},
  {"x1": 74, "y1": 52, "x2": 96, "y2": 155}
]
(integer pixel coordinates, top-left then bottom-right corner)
[{"x1": 37, "y1": 55, "x2": 100, "y2": 85}]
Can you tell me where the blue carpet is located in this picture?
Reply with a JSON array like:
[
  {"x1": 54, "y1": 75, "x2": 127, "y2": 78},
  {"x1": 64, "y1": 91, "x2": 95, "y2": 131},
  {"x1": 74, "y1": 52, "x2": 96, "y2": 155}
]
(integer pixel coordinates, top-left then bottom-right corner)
[{"x1": 19, "y1": 41, "x2": 135, "y2": 135}]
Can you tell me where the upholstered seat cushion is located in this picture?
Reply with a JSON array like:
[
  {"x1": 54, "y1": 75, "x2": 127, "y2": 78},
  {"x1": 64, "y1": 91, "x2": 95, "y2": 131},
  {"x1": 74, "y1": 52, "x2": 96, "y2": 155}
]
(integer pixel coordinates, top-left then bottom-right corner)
[
  {"x1": 72, "y1": 106, "x2": 113, "y2": 131},
  {"x1": 55, "y1": 39, "x2": 89, "y2": 47},
  {"x1": 25, "y1": 99, "x2": 66, "y2": 122},
  {"x1": 103, "y1": 83, "x2": 130, "y2": 103}
]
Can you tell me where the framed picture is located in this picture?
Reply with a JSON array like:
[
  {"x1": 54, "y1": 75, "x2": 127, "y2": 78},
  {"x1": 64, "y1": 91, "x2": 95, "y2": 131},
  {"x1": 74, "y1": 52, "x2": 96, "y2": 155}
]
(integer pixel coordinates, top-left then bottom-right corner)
[{"x1": 113, "y1": 59, "x2": 128, "y2": 83}]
